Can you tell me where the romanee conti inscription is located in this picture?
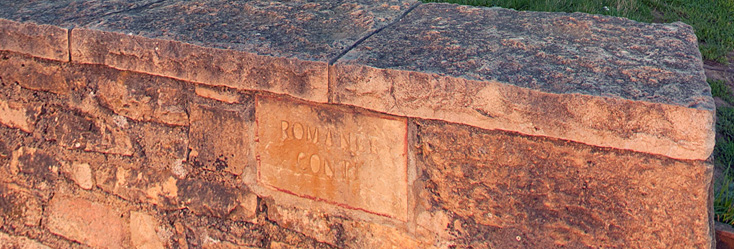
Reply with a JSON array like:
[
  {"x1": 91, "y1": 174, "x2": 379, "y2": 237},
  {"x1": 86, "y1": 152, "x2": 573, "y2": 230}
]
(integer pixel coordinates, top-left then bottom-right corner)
[{"x1": 256, "y1": 96, "x2": 408, "y2": 220}]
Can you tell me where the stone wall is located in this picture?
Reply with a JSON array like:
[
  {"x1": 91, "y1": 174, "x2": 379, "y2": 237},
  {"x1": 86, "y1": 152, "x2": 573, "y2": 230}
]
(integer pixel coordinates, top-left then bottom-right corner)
[{"x1": 0, "y1": 0, "x2": 715, "y2": 248}]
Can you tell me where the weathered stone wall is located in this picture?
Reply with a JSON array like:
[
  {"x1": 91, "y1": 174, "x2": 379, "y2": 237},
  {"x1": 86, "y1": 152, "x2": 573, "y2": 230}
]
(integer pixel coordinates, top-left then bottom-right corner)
[{"x1": 0, "y1": 0, "x2": 715, "y2": 248}]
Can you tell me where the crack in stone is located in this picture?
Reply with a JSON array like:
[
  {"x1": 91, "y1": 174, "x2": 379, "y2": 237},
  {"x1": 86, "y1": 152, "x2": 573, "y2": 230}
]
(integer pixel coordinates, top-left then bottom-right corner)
[
  {"x1": 67, "y1": 27, "x2": 73, "y2": 62},
  {"x1": 327, "y1": 2, "x2": 421, "y2": 65}
]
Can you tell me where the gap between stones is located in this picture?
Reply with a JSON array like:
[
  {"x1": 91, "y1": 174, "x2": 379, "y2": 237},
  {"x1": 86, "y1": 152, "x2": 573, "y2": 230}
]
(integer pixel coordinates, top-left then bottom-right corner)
[
  {"x1": 327, "y1": 2, "x2": 421, "y2": 65},
  {"x1": 67, "y1": 27, "x2": 72, "y2": 62}
]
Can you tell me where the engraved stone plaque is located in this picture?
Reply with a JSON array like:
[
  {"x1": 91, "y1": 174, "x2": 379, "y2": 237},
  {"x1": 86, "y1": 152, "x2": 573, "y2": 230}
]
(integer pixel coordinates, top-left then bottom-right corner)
[{"x1": 256, "y1": 96, "x2": 408, "y2": 220}]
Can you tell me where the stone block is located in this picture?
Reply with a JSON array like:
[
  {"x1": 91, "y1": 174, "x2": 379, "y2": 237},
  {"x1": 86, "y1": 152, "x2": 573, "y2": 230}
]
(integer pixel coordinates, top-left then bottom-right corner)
[
  {"x1": 0, "y1": 183, "x2": 44, "y2": 228},
  {"x1": 0, "y1": 231, "x2": 50, "y2": 249},
  {"x1": 0, "y1": 99, "x2": 35, "y2": 133},
  {"x1": 172, "y1": 210, "x2": 268, "y2": 248},
  {"x1": 45, "y1": 110, "x2": 134, "y2": 156},
  {"x1": 95, "y1": 160, "x2": 180, "y2": 209},
  {"x1": 70, "y1": 162, "x2": 94, "y2": 190},
  {"x1": 189, "y1": 101, "x2": 254, "y2": 175},
  {"x1": 95, "y1": 156, "x2": 245, "y2": 219},
  {"x1": 0, "y1": 50, "x2": 70, "y2": 95},
  {"x1": 256, "y1": 96, "x2": 408, "y2": 221},
  {"x1": 0, "y1": 0, "x2": 162, "y2": 62},
  {"x1": 133, "y1": 123, "x2": 189, "y2": 171},
  {"x1": 0, "y1": 19, "x2": 68, "y2": 61},
  {"x1": 0, "y1": 50, "x2": 189, "y2": 126},
  {"x1": 129, "y1": 211, "x2": 169, "y2": 249},
  {"x1": 9, "y1": 147, "x2": 60, "y2": 188},
  {"x1": 334, "y1": 3, "x2": 714, "y2": 160},
  {"x1": 0, "y1": 0, "x2": 162, "y2": 28},
  {"x1": 73, "y1": 29, "x2": 329, "y2": 103},
  {"x1": 195, "y1": 85, "x2": 242, "y2": 104},
  {"x1": 96, "y1": 70, "x2": 189, "y2": 126},
  {"x1": 414, "y1": 120, "x2": 713, "y2": 248},
  {"x1": 265, "y1": 202, "x2": 425, "y2": 248},
  {"x1": 177, "y1": 178, "x2": 240, "y2": 218},
  {"x1": 46, "y1": 195, "x2": 127, "y2": 249},
  {"x1": 65, "y1": 0, "x2": 416, "y2": 102}
]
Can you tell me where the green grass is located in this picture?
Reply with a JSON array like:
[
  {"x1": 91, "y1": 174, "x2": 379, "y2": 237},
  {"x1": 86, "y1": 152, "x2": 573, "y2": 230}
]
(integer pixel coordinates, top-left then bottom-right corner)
[
  {"x1": 713, "y1": 78, "x2": 734, "y2": 224},
  {"x1": 696, "y1": 81, "x2": 734, "y2": 224},
  {"x1": 717, "y1": 106, "x2": 734, "y2": 166},
  {"x1": 716, "y1": 165, "x2": 734, "y2": 225},
  {"x1": 712, "y1": 79, "x2": 734, "y2": 103},
  {"x1": 423, "y1": 0, "x2": 734, "y2": 63}
]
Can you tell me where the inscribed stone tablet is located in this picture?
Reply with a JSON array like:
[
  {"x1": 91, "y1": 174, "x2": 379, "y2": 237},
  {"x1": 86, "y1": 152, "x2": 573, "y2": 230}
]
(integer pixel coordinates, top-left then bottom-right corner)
[{"x1": 256, "y1": 96, "x2": 408, "y2": 220}]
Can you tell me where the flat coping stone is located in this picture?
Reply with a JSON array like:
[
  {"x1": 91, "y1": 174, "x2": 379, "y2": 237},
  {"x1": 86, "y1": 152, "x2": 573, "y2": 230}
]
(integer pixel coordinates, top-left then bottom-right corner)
[
  {"x1": 0, "y1": 1, "x2": 166, "y2": 61},
  {"x1": 334, "y1": 3, "x2": 715, "y2": 160},
  {"x1": 0, "y1": 0, "x2": 418, "y2": 102}
]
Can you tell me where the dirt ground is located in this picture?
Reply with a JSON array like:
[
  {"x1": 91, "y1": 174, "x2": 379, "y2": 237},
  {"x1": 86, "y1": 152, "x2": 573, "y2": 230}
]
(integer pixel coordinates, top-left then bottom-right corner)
[{"x1": 705, "y1": 51, "x2": 734, "y2": 105}]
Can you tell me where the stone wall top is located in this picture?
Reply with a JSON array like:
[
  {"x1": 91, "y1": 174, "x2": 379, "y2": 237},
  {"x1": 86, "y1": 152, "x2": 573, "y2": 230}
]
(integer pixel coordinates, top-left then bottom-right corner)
[
  {"x1": 0, "y1": 1, "x2": 715, "y2": 160},
  {"x1": 0, "y1": 0, "x2": 417, "y2": 61},
  {"x1": 338, "y1": 4, "x2": 711, "y2": 109},
  {"x1": 335, "y1": 3, "x2": 715, "y2": 160}
]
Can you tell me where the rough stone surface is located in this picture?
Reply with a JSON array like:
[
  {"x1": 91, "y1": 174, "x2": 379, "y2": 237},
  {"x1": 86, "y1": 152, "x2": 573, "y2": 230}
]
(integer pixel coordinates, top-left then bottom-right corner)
[
  {"x1": 177, "y1": 178, "x2": 240, "y2": 218},
  {"x1": 0, "y1": 99, "x2": 35, "y2": 133},
  {"x1": 414, "y1": 120, "x2": 713, "y2": 248},
  {"x1": 0, "y1": 53, "x2": 71, "y2": 95},
  {"x1": 45, "y1": 110, "x2": 134, "y2": 156},
  {"x1": 72, "y1": 29, "x2": 330, "y2": 102},
  {"x1": 94, "y1": 157, "x2": 245, "y2": 219},
  {"x1": 96, "y1": 70, "x2": 190, "y2": 126},
  {"x1": 70, "y1": 162, "x2": 93, "y2": 190},
  {"x1": 717, "y1": 222, "x2": 734, "y2": 249},
  {"x1": 0, "y1": 232, "x2": 50, "y2": 249},
  {"x1": 265, "y1": 201, "x2": 428, "y2": 248},
  {"x1": 169, "y1": 210, "x2": 270, "y2": 248},
  {"x1": 0, "y1": 0, "x2": 417, "y2": 102},
  {"x1": 67, "y1": 0, "x2": 416, "y2": 102},
  {"x1": 0, "y1": 19, "x2": 68, "y2": 61},
  {"x1": 195, "y1": 86, "x2": 241, "y2": 104},
  {"x1": 130, "y1": 211, "x2": 168, "y2": 249},
  {"x1": 94, "y1": 159, "x2": 181, "y2": 209},
  {"x1": 9, "y1": 147, "x2": 61, "y2": 193},
  {"x1": 133, "y1": 123, "x2": 189, "y2": 171},
  {"x1": 46, "y1": 195, "x2": 127, "y2": 248},
  {"x1": 0, "y1": 2, "x2": 718, "y2": 248},
  {"x1": 189, "y1": 98, "x2": 254, "y2": 176},
  {"x1": 256, "y1": 96, "x2": 408, "y2": 221},
  {"x1": 0, "y1": 0, "x2": 160, "y2": 61},
  {"x1": 0, "y1": 183, "x2": 44, "y2": 228},
  {"x1": 0, "y1": 50, "x2": 191, "y2": 126},
  {"x1": 334, "y1": 3, "x2": 715, "y2": 160},
  {"x1": 76, "y1": 0, "x2": 417, "y2": 62},
  {"x1": 0, "y1": 0, "x2": 161, "y2": 28}
]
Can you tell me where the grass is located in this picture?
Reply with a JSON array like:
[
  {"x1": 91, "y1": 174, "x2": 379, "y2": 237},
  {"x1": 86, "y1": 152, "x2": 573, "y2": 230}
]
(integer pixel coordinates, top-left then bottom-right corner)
[
  {"x1": 715, "y1": 79, "x2": 734, "y2": 224},
  {"x1": 712, "y1": 79, "x2": 734, "y2": 104},
  {"x1": 717, "y1": 165, "x2": 734, "y2": 225},
  {"x1": 423, "y1": 0, "x2": 734, "y2": 63}
]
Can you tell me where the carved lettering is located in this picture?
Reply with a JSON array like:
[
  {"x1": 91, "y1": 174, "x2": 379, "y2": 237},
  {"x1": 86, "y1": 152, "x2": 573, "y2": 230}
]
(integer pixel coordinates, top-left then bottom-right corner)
[
  {"x1": 257, "y1": 97, "x2": 408, "y2": 220},
  {"x1": 293, "y1": 122, "x2": 304, "y2": 139},
  {"x1": 281, "y1": 121, "x2": 289, "y2": 140},
  {"x1": 307, "y1": 127, "x2": 318, "y2": 143}
]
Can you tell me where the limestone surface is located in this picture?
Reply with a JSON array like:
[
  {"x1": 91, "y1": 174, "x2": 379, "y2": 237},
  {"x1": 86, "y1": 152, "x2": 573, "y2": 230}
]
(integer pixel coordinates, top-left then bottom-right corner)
[
  {"x1": 0, "y1": 0, "x2": 418, "y2": 102},
  {"x1": 0, "y1": 19, "x2": 68, "y2": 61},
  {"x1": 256, "y1": 96, "x2": 409, "y2": 221},
  {"x1": 0, "y1": 1, "x2": 717, "y2": 247},
  {"x1": 415, "y1": 120, "x2": 713, "y2": 248},
  {"x1": 334, "y1": 3, "x2": 715, "y2": 160}
]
